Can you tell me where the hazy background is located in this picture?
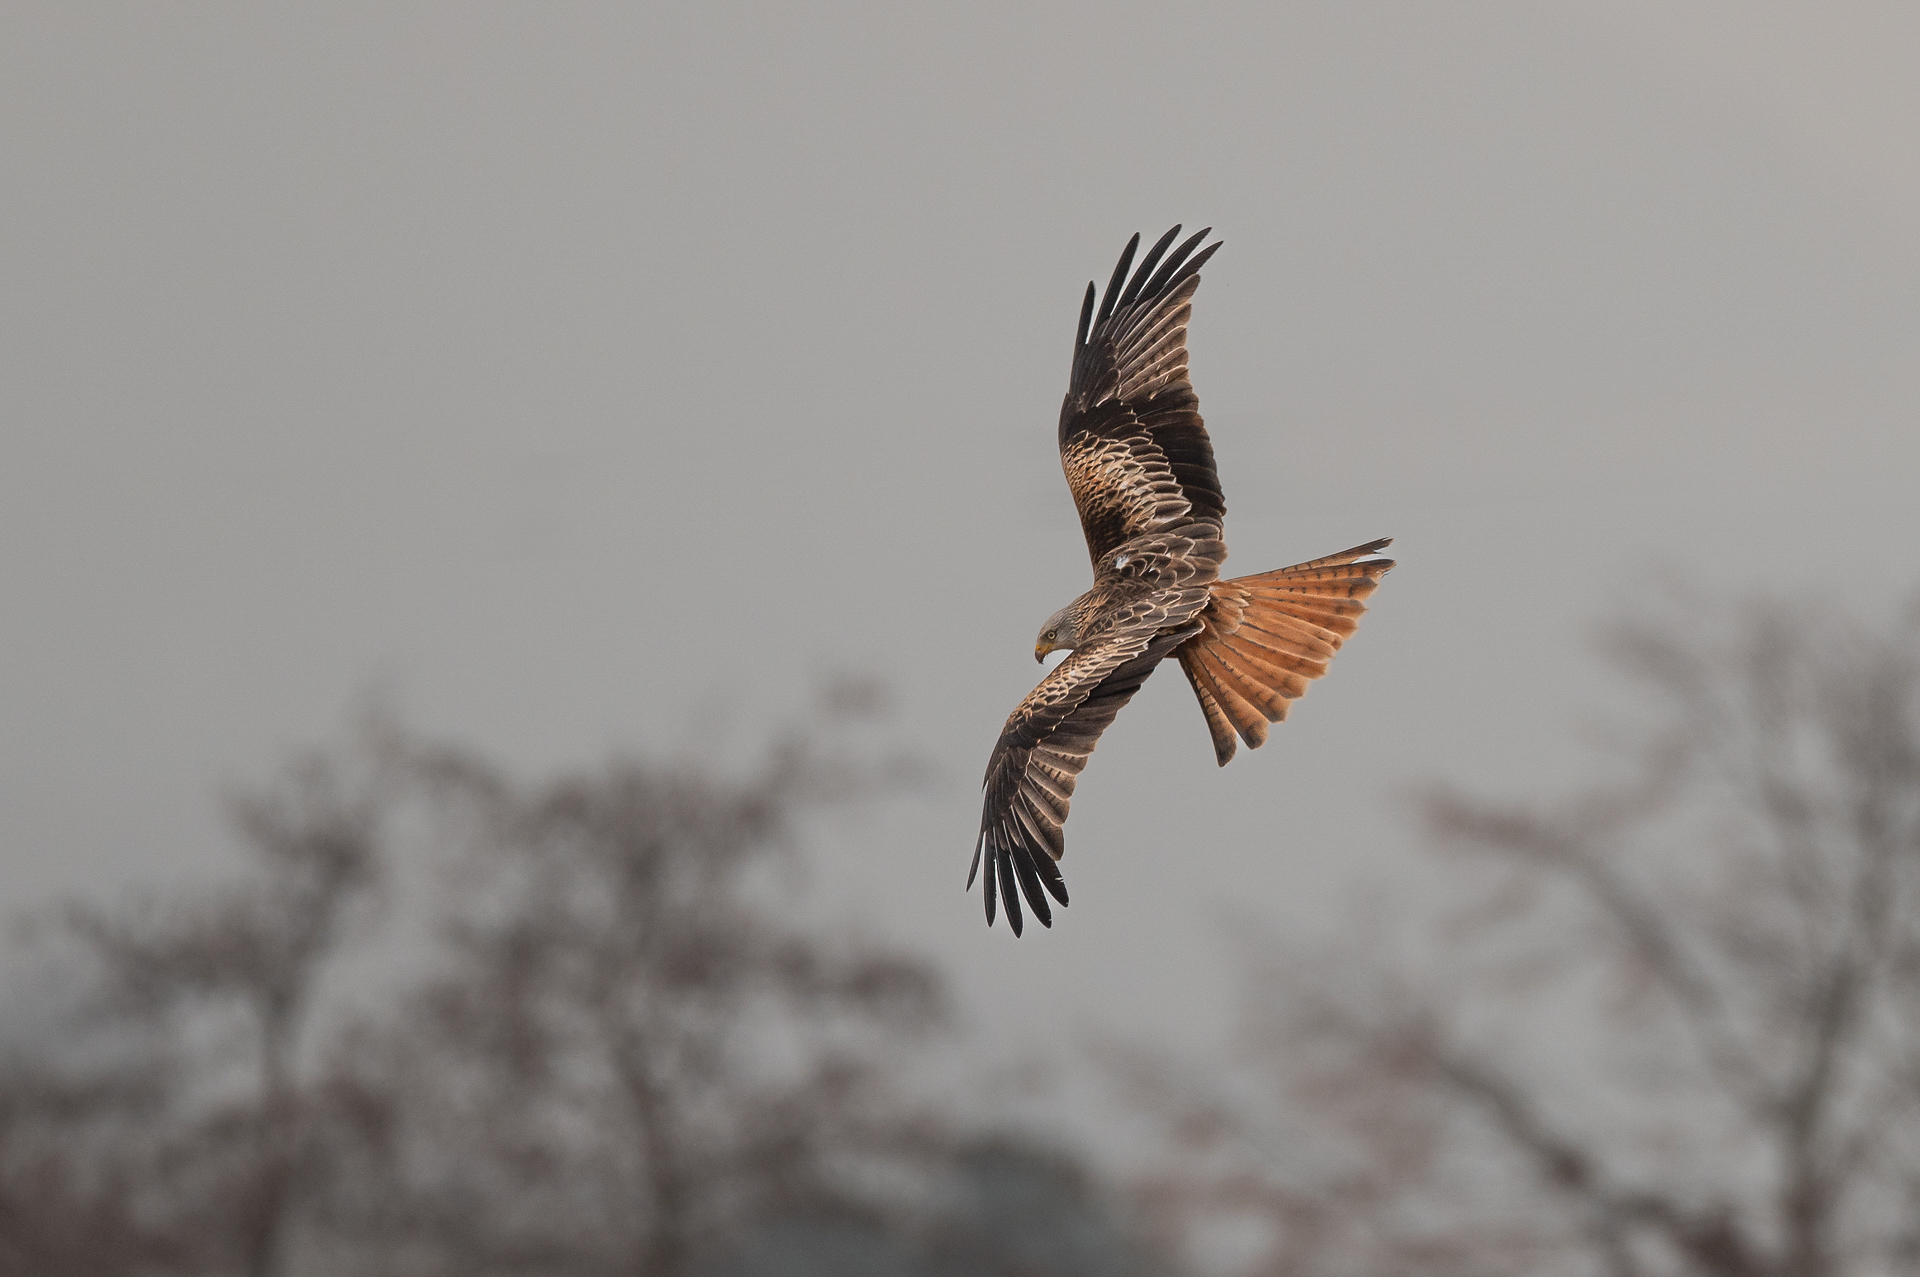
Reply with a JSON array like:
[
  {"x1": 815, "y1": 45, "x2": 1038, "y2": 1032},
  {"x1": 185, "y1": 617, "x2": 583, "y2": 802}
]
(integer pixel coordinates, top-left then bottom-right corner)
[{"x1": 6, "y1": 0, "x2": 1919, "y2": 1126}]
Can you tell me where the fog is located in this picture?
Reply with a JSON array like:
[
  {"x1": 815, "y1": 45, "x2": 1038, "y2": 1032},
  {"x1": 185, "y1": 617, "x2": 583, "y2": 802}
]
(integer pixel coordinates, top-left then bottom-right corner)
[{"x1": 4, "y1": 8, "x2": 1919, "y2": 1264}]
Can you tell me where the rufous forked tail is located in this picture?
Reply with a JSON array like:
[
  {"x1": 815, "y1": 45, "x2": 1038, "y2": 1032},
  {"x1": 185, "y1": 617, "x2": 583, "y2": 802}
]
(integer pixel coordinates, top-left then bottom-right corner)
[{"x1": 1176, "y1": 538, "x2": 1394, "y2": 766}]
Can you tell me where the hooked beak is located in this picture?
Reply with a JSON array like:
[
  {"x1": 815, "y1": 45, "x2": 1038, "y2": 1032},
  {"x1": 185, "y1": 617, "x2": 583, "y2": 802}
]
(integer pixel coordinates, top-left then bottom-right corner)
[{"x1": 1034, "y1": 641, "x2": 1051, "y2": 664}]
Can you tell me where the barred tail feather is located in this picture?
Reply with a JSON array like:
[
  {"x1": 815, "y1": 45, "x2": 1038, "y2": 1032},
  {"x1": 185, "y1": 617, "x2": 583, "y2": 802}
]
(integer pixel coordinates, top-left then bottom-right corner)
[
  {"x1": 1178, "y1": 538, "x2": 1394, "y2": 766},
  {"x1": 1178, "y1": 648, "x2": 1241, "y2": 765}
]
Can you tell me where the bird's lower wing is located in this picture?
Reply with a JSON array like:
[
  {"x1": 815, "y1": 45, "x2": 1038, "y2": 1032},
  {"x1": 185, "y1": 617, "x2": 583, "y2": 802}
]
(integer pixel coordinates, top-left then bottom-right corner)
[{"x1": 972, "y1": 620, "x2": 1201, "y2": 936}]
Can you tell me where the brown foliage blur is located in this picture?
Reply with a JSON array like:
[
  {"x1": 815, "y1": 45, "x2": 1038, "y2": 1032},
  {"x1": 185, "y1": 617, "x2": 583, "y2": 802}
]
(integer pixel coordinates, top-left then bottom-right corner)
[{"x1": 1128, "y1": 594, "x2": 1920, "y2": 1277}]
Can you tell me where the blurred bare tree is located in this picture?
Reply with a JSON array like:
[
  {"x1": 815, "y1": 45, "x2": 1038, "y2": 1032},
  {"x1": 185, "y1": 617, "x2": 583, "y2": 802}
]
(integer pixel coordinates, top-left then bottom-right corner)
[
  {"x1": 324, "y1": 718, "x2": 951, "y2": 1277},
  {"x1": 0, "y1": 690, "x2": 1173, "y2": 1276},
  {"x1": 0, "y1": 745, "x2": 388, "y2": 1277},
  {"x1": 1128, "y1": 594, "x2": 1920, "y2": 1277},
  {"x1": 0, "y1": 1064, "x2": 178, "y2": 1277}
]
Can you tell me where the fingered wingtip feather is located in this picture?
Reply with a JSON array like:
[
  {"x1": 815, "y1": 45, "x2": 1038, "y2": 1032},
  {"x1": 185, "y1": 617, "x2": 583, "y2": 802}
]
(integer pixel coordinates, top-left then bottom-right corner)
[
  {"x1": 996, "y1": 848, "x2": 1024, "y2": 937},
  {"x1": 1184, "y1": 239, "x2": 1223, "y2": 280},
  {"x1": 1032, "y1": 846, "x2": 1070, "y2": 908},
  {"x1": 982, "y1": 832, "x2": 999, "y2": 926},
  {"x1": 1011, "y1": 845, "x2": 1054, "y2": 929},
  {"x1": 1097, "y1": 233, "x2": 1141, "y2": 326},
  {"x1": 1143, "y1": 226, "x2": 1212, "y2": 299},
  {"x1": 1117, "y1": 225, "x2": 1183, "y2": 313}
]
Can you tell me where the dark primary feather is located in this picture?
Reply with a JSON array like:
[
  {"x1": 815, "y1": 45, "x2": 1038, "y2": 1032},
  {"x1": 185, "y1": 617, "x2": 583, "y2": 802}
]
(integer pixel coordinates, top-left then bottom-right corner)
[{"x1": 1060, "y1": 226, "x2": 1225, "y2": 567}]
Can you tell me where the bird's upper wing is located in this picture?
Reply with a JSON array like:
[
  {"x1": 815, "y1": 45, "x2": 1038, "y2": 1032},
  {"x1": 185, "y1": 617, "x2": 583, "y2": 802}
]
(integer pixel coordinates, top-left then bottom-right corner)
[
  {"x1": 1060, "y1": 226, "x2": 1226, "y2": 568},
  {"x1": 971, "y1": 594, "x2": 1207, "y2": 936}
]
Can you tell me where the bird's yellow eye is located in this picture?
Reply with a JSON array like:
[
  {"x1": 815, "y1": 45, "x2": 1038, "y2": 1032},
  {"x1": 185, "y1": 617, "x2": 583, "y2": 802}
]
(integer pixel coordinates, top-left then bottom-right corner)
[{"x1": 1044, "y1": 630, "x2": 1056, "y2": 641}]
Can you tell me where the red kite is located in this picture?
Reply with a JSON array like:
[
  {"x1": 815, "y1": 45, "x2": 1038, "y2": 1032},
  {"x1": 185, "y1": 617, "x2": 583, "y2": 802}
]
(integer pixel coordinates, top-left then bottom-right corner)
[{"x1": 971, "y1": 227, "x2": 1394, "y2": 935}]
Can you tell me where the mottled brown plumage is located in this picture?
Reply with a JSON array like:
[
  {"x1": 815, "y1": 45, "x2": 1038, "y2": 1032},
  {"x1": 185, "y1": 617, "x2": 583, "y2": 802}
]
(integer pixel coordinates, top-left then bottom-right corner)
[{"x1": 971, "y1": 227, "x2": 1394, "y2": 935}]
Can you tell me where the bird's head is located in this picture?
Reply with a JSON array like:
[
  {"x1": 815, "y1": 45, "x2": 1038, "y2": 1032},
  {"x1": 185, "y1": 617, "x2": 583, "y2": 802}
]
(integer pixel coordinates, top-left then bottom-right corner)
[{"x1": 1035, "y1": 601, "x2": 1088, "y2": 663}]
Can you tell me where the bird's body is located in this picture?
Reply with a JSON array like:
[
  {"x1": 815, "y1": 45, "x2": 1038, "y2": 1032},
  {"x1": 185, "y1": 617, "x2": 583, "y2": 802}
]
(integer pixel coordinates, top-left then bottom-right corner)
[{"x1": 971, "y1": 226, "x2": 1394, "y2": 935}]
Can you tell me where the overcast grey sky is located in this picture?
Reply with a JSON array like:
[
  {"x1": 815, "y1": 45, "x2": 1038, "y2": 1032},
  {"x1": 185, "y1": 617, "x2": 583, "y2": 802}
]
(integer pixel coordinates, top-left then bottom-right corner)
[{"x1": 5, "y1": 2, "x2": 1919, "y2": 1095}]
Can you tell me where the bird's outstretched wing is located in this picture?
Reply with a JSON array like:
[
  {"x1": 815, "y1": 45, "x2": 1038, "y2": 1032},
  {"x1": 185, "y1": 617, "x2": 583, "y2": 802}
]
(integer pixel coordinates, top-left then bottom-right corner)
[
  {"x1": 1060, "y1": 226, "x2": 1226, "y2": 569},
  {"x1": 971, "y1": 612, "x2": 1203, "y2": 936}
]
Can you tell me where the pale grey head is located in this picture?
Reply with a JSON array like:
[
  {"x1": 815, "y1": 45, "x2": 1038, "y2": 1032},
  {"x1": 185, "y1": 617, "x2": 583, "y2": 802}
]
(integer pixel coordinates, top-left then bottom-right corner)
[{"x1": 1034, "y1": 596, "x2": 1094, "y2": 663}]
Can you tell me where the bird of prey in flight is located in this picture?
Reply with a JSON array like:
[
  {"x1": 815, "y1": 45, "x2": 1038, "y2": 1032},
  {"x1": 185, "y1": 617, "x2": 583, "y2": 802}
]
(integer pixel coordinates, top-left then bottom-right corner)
[{"x1": 970, "y1": 226, "x2": 1394, "y2": 935}]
